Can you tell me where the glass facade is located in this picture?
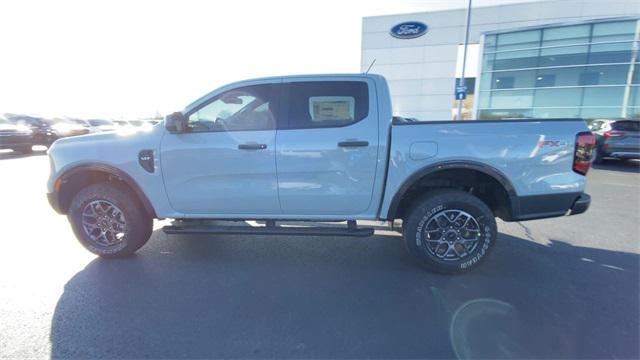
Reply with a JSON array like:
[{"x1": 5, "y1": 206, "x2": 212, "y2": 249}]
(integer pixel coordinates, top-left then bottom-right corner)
[{"x1": 477, "y1": 19, "x2": 640, "y2": 120}]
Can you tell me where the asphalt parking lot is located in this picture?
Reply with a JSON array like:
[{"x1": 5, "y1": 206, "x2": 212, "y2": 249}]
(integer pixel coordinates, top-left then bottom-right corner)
[{"x1": 0, "y1": 149, "x2": 638, "y2": 359}]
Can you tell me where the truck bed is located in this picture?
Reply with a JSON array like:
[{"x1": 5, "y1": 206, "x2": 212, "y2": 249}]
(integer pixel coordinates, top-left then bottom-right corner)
[{"x1": 380, "y1": 118, "x2": 590, "y2": 221}]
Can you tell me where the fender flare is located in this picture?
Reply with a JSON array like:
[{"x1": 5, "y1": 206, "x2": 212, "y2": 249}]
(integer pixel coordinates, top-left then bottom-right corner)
[
  {"x1": 385, "y1": 160, "x2": 520, "y2": 220},
  {"x1": 57, "y1": 163, "x2": 157, "y2": 218}
]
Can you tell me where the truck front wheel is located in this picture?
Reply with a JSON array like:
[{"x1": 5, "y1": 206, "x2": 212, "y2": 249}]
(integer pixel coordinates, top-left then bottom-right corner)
[
  {"x1": 403, "y1": 190, "x2": 497, "y2": 274},
  {"x1": 68, "y1": 183, "x2": 153, "y2": 257}
]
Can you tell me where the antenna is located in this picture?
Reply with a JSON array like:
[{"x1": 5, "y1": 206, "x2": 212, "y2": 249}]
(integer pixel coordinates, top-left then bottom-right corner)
[{"x1": 364, "y1": 59, "x2": 376, "y2": 74}]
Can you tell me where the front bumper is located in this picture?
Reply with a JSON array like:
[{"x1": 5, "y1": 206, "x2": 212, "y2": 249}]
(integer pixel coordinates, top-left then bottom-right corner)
[
  {"x1": 0, "y1": 134, "x2": 33, "y2": 148},
  {"x1": 569, "y1": 193, "x2": 591, "y2": 216},
  {"x1": 47, "y1": 192, "x2": 64, "y2": 215}
]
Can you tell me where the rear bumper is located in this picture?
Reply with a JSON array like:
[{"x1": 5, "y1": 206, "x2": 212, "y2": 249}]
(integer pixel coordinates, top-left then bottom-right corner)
[
  {"x1": 569, "y1": 193, "x2": 590, "y2": 216},
  {"x1": 512, "y1": 192, "x2": 590, "y2": 221},
  {"x1": 604, "y1": 151, "x2": 640, "y2": 160}
]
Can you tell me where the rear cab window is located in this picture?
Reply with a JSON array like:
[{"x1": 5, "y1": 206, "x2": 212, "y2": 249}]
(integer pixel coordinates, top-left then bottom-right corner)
[{"x1": 284, "y1": 81, "x2": 369, "y2": 129}]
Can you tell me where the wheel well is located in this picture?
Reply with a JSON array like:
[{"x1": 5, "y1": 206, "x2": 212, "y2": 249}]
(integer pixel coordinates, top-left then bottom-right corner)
[
  {"x1": 57, "y1": 169, "x2": 154, "y2": 217},
  {"x1": 391, "y1": 168, "x2": 514, "y2": 221}
]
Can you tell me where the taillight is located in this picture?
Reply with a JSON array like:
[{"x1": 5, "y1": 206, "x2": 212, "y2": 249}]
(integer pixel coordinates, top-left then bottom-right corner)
[
  {"x1": 603, "y1": 130, "x2": 624, "y2": 139},
  {"x1": 573, "y1": 132, "x2": 595, "y2": 175}
]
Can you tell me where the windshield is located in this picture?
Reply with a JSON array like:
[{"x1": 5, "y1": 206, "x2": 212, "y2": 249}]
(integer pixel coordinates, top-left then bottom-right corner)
[{"x1": 88, "y1": 119, "x2": 113, "y2": 126}]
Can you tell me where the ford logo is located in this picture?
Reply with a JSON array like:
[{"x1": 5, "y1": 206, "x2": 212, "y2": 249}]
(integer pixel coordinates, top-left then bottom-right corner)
[{"x1": 390, "y1": 21, "x2": 428, "y2": 39}]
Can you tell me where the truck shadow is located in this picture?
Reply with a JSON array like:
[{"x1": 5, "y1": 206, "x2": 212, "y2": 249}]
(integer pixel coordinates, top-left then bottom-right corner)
[{"x1": 50, "y1": 231, "x2": 639, "y2": 359}]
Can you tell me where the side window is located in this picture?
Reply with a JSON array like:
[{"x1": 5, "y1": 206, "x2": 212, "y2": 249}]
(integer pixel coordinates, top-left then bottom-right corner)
[
  {"x1": 187, "y1": 84, "x2": 278, "y2": 132},
  {"x1": 286, "y1": 81, "x2": 369, "y2": 129}
]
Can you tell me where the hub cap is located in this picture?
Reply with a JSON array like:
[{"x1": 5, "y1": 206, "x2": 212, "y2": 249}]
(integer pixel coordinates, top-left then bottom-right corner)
[
  {"x1": 81, "y1": 200, "x2": 127, "y2": 247},
  {"x1": 422, "y1": 210, "x2": 481, "y2": 261}
]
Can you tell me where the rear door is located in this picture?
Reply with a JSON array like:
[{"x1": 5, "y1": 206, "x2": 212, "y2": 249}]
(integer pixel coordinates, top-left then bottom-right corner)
[{"x1": 275, "y1": 78, "x2": 380, "y2": 216}]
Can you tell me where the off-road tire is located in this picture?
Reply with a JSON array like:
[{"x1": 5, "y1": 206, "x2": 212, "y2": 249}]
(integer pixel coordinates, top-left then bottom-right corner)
[
  {"x1": 403, "y1": 190, "x2": 497, "y2": 274},
  {"x1": 68, "y1": 182, "x2": 152, "y2": 257}
]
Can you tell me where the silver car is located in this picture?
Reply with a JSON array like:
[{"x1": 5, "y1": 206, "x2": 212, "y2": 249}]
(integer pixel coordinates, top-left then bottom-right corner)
[{"x1": 590, "y1": 119, "x2": 640, "y2": 163}]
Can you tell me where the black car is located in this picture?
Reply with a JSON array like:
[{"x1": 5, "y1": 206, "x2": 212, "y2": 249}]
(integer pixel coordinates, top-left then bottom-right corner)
[
  {"x1": 8, "y1": 115, "x2": 89, "y2": 146},
  {"x1": 0, "y1": 116, "x2": 34, "y2": 153}
]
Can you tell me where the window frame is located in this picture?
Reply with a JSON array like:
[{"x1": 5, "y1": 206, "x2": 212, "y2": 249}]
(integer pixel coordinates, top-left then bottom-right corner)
[
  {"x1": 280, "y1": 80, "x2": 371, "y2": 130},
  {"x1": 182, "y1": 83, "x2": 284, "y2": 134}
]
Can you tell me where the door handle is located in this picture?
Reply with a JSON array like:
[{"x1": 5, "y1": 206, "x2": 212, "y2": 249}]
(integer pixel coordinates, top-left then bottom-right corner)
[
  {"x1": 238, "y1": 143, "x2": 267, "y2": 150},
  {"x1": 338, "y1": 140, "x2": 369, "y2": 147}
]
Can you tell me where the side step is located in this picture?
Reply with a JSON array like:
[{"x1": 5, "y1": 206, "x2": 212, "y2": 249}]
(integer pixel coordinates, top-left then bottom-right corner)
[{"x1": 162, "y1": 222, "x2": 374, "y2": 238}]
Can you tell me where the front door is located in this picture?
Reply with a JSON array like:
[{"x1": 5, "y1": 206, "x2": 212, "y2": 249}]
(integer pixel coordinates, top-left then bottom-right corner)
[
  {"x1": 276, "y1": 79, "x2": 380, "y2": 216},
  {"x1": 161, "y1": 83, "x2": 282, "y2": 215}
]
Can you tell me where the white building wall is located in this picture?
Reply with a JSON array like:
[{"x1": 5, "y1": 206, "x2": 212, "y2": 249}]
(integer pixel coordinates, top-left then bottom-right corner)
[{"x1": 361, "y1": 0, "x2": 640, "y2": 120}]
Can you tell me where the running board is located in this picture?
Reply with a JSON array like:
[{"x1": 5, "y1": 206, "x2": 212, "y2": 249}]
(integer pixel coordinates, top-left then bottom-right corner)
[{"x1": 162, "y1": 224, "x2": 374, "y2": 237}]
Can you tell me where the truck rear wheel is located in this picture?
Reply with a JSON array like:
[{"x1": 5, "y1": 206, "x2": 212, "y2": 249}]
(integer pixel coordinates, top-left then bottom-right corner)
[
  {"x1": 68, "y1": 183, "x2": 152, "y2": 257},
  {"x1": 403, "y1": 190, "x2": 497, "y2": 274}
]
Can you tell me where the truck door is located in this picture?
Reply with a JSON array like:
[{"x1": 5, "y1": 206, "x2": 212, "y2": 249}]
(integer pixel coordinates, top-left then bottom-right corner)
[
  {"x1": 160, "y1": 82, "x2": 283, "y2": 215},
  {"x1": 275, "y1": 78, "x2": 380, "y2": 216}
]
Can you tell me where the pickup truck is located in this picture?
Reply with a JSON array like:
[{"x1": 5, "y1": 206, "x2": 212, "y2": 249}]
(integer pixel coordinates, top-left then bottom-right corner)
[{"x1": 46, "y1": 74, "x2": 595, "y2": 273}]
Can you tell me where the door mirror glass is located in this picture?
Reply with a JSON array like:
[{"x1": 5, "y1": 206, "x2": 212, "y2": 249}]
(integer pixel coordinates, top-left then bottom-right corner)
[{"x1": 165, "y1": 112, "x2": 187, "y2": 133}]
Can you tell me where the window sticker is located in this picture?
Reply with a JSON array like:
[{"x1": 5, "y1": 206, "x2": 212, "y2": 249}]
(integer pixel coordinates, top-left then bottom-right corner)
[{"x1": 308, "y1": 96, "x2": 355, "y2": 122}]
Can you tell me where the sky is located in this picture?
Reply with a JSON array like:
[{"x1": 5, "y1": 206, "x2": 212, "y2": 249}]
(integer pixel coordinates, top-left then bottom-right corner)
[{"x1": 0, "y1": 0, "x2": 544, "y2": 119}]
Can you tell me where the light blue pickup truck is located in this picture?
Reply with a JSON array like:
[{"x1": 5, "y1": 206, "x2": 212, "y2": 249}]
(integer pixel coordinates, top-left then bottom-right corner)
[{"x1": 47, "y1": 74, "x2": 595, "y2": 273}]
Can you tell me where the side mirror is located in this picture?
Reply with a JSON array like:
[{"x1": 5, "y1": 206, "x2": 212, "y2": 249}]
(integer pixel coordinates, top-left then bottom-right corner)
[{"x1": 165, "y1": 112, "x2": 188, "y2": 133}]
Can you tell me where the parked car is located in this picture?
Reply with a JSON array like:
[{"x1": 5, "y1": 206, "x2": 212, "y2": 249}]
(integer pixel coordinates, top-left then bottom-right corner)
[
  {"x1": 0, "y1": 115, "x2": 34, "y2": 153},
  {"x1": 68, "y1": 119, "x2": 93, "y2": 131},
  {"x1": 127, "y1": 119, "x2": 155, "y2": 130},
  {"x1": 112, "y1": 120, "x2": 132, "y2": 128},
  {"x1": 9, "y1": 116, "x2": 89, "y2": 146},
  {"x1": 47, "y1": 118, "x2": 91, "y2": 139},
  {"x1": 68, "y1": 118, "x2": 116, "y2": 133},
  {"x1": 9, "y1": 115, "x2": 57, "y2": 146},
  {"x1": 589, "y1": 119, "x2": 640, "y2": 163},
  {"x1": 46, "y1": 74, "x2": 594, "y2": 273},
  {"x1": 86, "y1": 119, "x2": 116, "y2": 133}
]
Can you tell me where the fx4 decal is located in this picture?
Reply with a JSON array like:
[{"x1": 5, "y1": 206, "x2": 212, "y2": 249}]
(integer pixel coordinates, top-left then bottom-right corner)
[{"x1": 538, "y1": 140, "x2": 568, "y2": 148}]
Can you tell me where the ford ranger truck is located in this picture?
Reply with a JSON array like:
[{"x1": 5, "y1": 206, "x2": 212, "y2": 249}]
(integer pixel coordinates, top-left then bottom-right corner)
[{"x1": 46, "y1": 74, "x2": 594, "y2": 273}]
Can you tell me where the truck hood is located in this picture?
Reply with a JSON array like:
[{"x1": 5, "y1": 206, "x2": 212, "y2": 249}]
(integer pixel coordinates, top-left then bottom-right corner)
[
  {"x1": 48, "y1": 125, "x2": 164, "y2": 168},
  {"x1": 52, "y1": 126, "x2": 156, "y2": 146}
]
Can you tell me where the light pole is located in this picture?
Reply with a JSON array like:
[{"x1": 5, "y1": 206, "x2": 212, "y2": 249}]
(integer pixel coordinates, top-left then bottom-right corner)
[{"x1": 456, "y1": 0, "x2": 472, "y2": 120}]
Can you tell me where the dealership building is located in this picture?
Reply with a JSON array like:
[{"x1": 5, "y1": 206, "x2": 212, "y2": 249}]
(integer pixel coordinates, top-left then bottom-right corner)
[{"x1": 361, "y1": 0, "x2": 640, "y2": 121}]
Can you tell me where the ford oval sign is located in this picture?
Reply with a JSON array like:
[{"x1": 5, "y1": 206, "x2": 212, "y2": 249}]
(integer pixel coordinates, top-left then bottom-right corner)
[{"x1": 390, "y1": 21, "x2": 428, "y2": 39}]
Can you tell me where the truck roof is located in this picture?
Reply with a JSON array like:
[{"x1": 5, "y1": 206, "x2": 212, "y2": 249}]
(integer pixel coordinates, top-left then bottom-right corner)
[{"x1": 185, "y1": 73, "x2": 385, "y2": 113}]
